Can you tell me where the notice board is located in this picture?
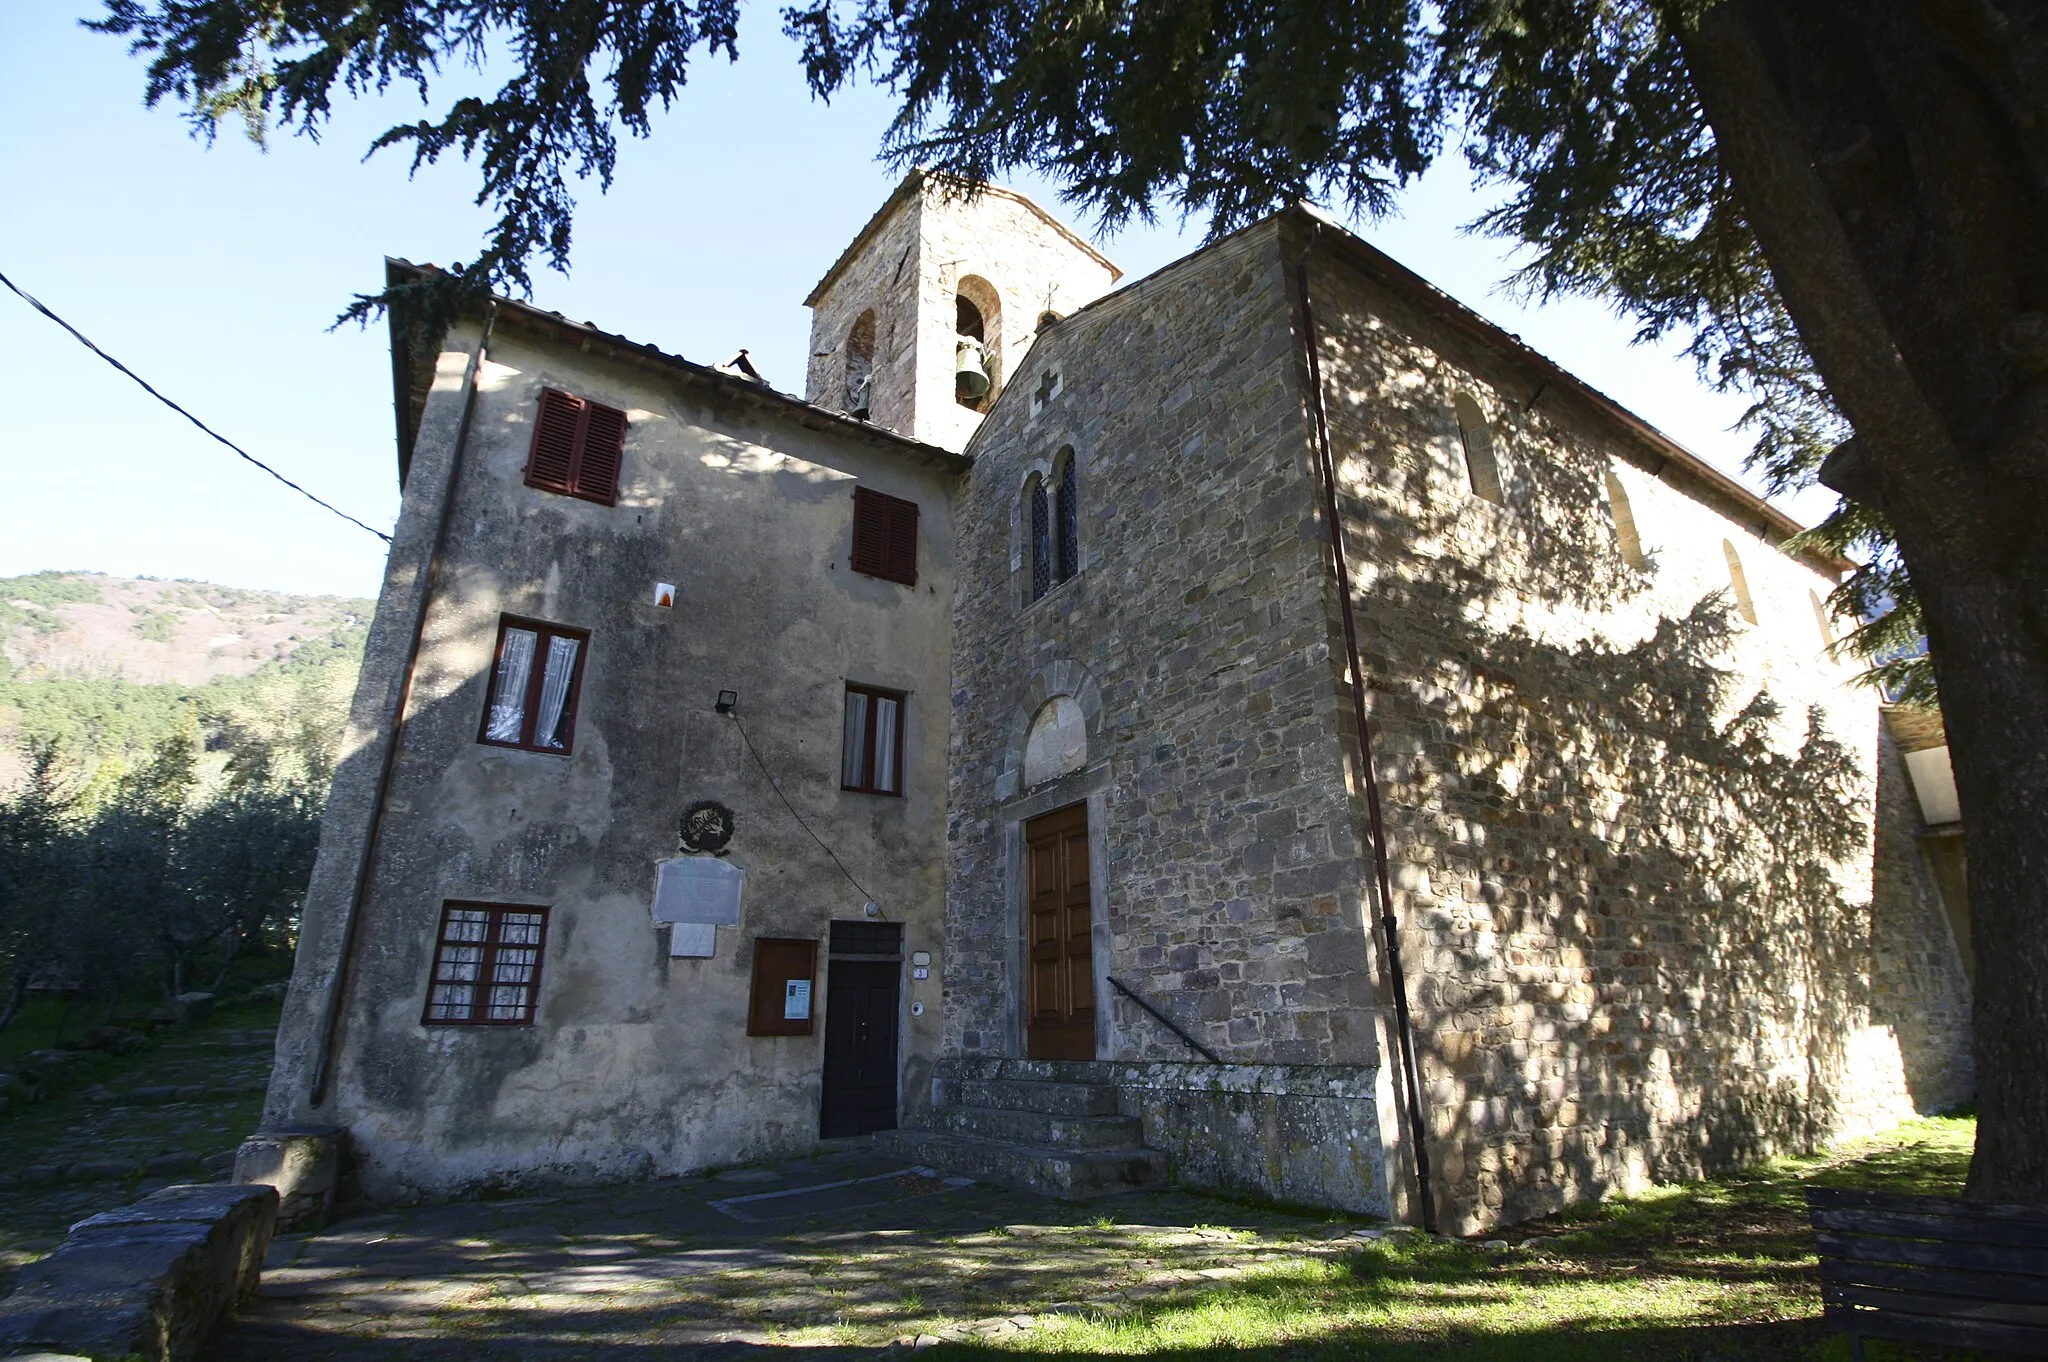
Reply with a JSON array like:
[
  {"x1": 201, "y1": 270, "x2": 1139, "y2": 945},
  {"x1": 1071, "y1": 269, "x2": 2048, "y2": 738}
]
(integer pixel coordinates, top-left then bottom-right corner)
[{"x1": 747, "y1": 937, "x2": 818, "y2": 1036}]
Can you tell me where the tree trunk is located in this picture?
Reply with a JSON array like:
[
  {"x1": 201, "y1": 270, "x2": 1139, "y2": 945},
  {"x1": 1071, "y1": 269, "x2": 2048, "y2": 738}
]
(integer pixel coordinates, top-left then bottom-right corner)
[
  {"x1": 0, "y1": 976, "x2": 28, "y2": 1036},
  {"x1": 1678, "y1": 0, "x2": 2048, "y2": 1203}
]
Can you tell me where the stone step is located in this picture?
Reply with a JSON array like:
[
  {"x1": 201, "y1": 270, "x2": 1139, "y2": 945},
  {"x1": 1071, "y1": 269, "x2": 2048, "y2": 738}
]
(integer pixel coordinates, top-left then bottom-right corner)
[
  {"x1": 938, "y1": 1058, "x2": 1116, "y2": 1086},
  {"x1": 940, "y1": 1077, "x2": 1123, "y2": 1117},
  {"x1": 921, "y1": 1103, "x2": 1143, "y2": 1150},
  {"x1": 876, "y1": 1128, "x2": 1168, "y2": 1200}
]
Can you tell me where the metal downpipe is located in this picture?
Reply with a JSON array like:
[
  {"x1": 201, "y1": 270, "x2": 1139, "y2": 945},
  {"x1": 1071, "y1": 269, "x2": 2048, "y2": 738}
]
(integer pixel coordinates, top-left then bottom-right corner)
[{"x1": 308, "y1": 301, "x2": 498, "y2": 1107}]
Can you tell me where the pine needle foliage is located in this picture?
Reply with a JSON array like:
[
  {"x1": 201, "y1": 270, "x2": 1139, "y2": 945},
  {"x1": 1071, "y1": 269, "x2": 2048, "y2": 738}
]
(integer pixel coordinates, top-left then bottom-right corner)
[{"x1": 89, "y1": 0, "x2": 1938, "y2": 694}]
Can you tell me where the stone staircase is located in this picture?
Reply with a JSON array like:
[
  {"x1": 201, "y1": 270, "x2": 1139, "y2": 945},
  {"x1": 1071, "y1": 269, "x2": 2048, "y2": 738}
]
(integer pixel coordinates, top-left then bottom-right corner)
[{"x1": 876, "y1": 1058, "x2": 1168, "y2": 1199}]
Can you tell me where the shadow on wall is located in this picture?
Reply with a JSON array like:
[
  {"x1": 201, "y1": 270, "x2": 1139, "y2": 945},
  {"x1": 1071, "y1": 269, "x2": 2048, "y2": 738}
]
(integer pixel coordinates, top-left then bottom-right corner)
[
  {"x1": 1311, "y1": 293, "x2": 1964, "y2": 1232},
  {"x1": 295, "y1": 420, "x2": 936, "y2": 1192}
]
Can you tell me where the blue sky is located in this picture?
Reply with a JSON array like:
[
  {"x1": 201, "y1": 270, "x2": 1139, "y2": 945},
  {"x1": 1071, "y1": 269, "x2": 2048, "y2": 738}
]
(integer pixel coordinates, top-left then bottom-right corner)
[{"x1": 0, "y1": 2, "x2": 1821, "y2": 599}]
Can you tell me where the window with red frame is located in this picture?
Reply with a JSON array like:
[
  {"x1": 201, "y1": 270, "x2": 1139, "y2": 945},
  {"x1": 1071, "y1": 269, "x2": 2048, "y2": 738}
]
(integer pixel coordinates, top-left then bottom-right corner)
[
  {"x1": 479, "y1": 616, "x2": 589, "y2": 754},
  {"x1": 841, "y1": 683, "x2": 906, "y2": 796},
  {"x1": 423, "y1": 902, "x2": 549, "y2": 1025},
  {"x1": 526, "y1": 388, "x2": 627, "y2": 505}
]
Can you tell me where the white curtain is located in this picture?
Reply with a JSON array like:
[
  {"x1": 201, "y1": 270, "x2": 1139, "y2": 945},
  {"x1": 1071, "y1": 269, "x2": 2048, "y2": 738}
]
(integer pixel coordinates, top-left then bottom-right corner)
[
  {"x1": 874, "y1": 695, "x2": 900, "y2": 792},
  {"x1": 841, "y1": 691, "x2": 869, "y2": 786},
  {"x1": 487, "y1": 628, "x2": 537, "y2": 742},
  {"x1": 534, "y1": 635, "x2": 581, "y2": 748}
]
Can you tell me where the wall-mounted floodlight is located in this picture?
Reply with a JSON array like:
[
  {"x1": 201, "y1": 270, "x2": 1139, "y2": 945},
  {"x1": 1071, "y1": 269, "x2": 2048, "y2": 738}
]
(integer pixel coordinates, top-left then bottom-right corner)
[{"x1": 716, "y1": 690, "x2": 739, "y2": 714}]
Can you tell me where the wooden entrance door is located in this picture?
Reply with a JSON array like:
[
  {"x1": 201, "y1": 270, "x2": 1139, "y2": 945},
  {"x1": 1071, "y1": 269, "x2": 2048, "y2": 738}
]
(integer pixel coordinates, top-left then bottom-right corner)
[
  {"x1": 1025, "y1": 802, "x2": 1095, "y2": 1060},
  {"x1": 820, "y1": 959, "x2": 900, "y2": 1137}
]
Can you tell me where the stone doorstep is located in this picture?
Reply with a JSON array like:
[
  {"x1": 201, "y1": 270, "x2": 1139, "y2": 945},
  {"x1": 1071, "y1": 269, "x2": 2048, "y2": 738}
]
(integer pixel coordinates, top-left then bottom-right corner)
[
  {"x1": 0, "y1": 1183, "x2": 277, "y2": 1362},
  {"x1": 874, "y1": 1129, "x2": 1168, "y2": 1200}
]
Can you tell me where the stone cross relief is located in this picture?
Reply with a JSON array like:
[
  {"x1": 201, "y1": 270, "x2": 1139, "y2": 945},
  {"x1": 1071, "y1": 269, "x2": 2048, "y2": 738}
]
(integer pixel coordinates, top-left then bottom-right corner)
[{"x1": 1032, "y1": 369, "x2": 1062, "y2": 414}]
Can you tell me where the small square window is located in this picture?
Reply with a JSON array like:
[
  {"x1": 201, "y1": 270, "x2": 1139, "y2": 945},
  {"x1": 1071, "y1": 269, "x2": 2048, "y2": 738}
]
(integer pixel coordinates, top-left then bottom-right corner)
[
  {"x1": 841, "y1": 683, "x2": 906, "y2": 796},
  {"x1": 423, "y1": 902, "x2": 549, "y2": 1025},
  {"x1": 479, "y1": 616, "x2": 589, "y2": 754}
]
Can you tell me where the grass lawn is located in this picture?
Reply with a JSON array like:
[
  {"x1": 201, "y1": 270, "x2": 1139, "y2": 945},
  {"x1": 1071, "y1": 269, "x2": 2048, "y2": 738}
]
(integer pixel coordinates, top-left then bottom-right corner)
[{"x1": 932, "y1": 1116, "x2": 1988, "y2": 1361}]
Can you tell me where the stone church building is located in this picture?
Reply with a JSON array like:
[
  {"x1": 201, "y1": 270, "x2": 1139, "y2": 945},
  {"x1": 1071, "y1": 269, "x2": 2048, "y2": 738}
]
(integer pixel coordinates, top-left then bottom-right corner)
[{"x1": 257, "y1": 173, "x2": 1973, "y2": 1233}]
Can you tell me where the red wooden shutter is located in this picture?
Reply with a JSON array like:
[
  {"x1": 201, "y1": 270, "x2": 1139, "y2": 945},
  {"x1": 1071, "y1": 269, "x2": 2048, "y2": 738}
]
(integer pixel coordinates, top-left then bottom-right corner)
[
  {"x1": 527, "y1": 390, "x2": 583, "y2": 493},
  {"x1": 850, "y1": 488, "x2": 918, "y2": 585},
  {"x1": 886, "y1": 497, "x2": 919, "y2": 585},
  {"x1": 851, "y1": 488, "x2": 888, "y2": 577},
  {"x1": 575, "y1": 402, "x2": 626, "y2": 505}
]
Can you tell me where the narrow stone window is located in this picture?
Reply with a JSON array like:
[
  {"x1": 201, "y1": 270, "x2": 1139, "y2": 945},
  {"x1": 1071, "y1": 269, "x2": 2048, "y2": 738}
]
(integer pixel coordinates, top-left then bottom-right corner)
[
  {"x1": 1053, "y1": 447, "x2": 1079, "y2": 583},
  {"x1": 955, "y1": 275, "x2": 1002, "y2": 412},
  {"x1": 1810, "y1": 589, "x2": 1835, "y2": 647},
  {"x1": 1606, "y1": 469, "x2": 1647, "y2": 570},
  {"x1": 1026, "y1": 475, "x2": 1052, "y2": 602},
  {"x1": 844, "y1": 310, "x2": 876, "y2": 418},
  {"x1": 1453, "y1": 394, "x2": 1505, "y2": 505},
  {"x1": 1723, "y1": 540, "x2": 1759, "y2": 624}
]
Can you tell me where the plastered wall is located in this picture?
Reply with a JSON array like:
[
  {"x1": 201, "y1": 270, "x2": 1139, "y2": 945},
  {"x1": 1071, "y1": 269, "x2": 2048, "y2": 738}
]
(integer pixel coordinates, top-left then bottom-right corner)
[{"x1": 267, "y1": 319, "x2": 961, "y2": 1199}]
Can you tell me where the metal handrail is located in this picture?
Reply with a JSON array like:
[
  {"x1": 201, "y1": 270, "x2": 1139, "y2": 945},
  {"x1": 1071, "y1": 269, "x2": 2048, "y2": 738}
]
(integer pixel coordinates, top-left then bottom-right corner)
[{"x1": 1106, "y1": 975, "x2": 1222, "y2": 1063}]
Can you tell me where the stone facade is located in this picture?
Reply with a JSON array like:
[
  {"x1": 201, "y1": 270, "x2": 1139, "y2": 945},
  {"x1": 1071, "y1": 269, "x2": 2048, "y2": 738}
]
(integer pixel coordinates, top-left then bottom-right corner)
[
  {"x1": 268, "y1": 181, "x2": 1971, "y2": 1228},
  {"x1": 940, "y1": 208, "x2": 1971, "y2": 1230},
  {"x1": 944, "y1": 223, "x2": 1382, "y2": 1067},
  {"x1": 804, "y1": 172, "x2": 1122, "y2": 453},
  {"x1": 1288, "y1": 226, "x2": 1973, "y2": 1229}
]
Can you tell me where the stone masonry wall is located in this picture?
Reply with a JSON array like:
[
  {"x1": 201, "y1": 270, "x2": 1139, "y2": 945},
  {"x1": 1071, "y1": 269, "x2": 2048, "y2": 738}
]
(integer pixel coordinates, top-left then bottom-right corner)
[
  {"x1": 805, "y1": 189, "x2": 925, "y2": 438},
  {"x1": 804, "y1": 176, "x2": 1121, "y2": 455},
  {"x1": 1302, "y1": 235, "x2": 1973, "y2": 1232},
  {"x1": 945, "y1": 220, "x2": 1386, "y2": 1074},
  {"x1": 911, "y1": 185, "x2": 1121, "y2": 454}
]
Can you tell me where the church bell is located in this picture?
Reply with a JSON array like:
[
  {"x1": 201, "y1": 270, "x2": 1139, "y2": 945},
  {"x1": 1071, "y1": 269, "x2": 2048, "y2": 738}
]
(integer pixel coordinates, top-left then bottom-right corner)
[{"x1": 955, "y1": 337, "x2": 991, "y2": 401}]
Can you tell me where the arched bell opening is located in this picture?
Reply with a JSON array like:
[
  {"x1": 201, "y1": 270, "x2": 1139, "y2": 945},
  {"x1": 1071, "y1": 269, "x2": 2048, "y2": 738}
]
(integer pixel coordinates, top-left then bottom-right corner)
[
  {"x1": 845, "y1": 309, "x2": 876, "y2": 418},
  {"x1": 955, "y1": 275, "x2": 1002, "y2": 412}
]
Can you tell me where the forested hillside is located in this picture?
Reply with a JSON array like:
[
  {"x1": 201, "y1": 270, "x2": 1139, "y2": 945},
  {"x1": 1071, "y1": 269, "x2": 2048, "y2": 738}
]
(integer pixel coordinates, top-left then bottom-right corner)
[
  {"x1": 0, "y1": 572, "x2": 372, "y2": 792},
  {"x1": 0, "y1": 573, "x2": 375, "y2": 1035}
]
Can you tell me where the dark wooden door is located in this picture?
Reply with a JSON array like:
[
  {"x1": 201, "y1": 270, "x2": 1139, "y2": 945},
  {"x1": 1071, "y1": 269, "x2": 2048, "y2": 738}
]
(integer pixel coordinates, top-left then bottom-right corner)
[
  {"x1": 1025, "y1": 802, "x2": 1095, "y2": 1060},
  {"x1": 820, "y1": 960, "x2": 900, "y2": 1137}
]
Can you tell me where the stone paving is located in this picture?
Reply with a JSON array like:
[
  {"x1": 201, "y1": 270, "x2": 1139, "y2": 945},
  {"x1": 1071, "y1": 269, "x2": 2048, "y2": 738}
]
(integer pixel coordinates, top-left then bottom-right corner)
[
  {"x1": 0, "y1": 1010, "x2": 276, "y2": 1293},
  {"x1": 217, "y1": 1149, "x2": 1365, "y2": 1359}
]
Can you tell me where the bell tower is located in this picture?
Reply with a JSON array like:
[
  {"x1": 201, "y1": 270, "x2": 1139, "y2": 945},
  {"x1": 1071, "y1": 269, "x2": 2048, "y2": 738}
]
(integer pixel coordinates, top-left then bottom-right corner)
[{"x1": 803, "y1": 172, "x2": 1122, "y2": 453}]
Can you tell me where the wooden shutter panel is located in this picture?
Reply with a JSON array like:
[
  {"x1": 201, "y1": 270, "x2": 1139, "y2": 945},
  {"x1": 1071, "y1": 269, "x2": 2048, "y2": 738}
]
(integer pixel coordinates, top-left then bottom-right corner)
[
  {"x1": 526, "y1": 389, "x2": 583, "y2": 493},
  {"x1": 575, "y1": 402, "x2": 627, "y2": 506},
  {"x1": 851, "y1": 488, "x2": 888, "y2": 577},
  {"x1": 886, "y1": 497, "x2": 918, "y2": 586},
  {"x1": 747, "y1": 937, "x2": 818, "y2": 1036},
  {"x1": 851, "y1": 487, "x2": 918, "y2": 585}
]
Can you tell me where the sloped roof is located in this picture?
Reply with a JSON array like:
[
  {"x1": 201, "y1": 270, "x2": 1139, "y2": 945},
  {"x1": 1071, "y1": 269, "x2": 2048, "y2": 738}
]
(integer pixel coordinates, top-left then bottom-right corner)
[
  {"x1": 801, "y1": 170, "x2": 1123, "y2": 309},
  {"x1": 384, "y1": 259, "x2": 968, "y2": 487}
]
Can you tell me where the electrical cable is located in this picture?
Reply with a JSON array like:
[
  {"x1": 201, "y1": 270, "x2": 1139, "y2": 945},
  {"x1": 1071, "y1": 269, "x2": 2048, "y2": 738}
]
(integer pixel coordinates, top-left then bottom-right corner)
[
  {"x1": 0, "y1": 267, "x2": 394, "y2": 544},
  {"x1": 728, "y1": 710, "x2": 885, "y2": 916}
]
